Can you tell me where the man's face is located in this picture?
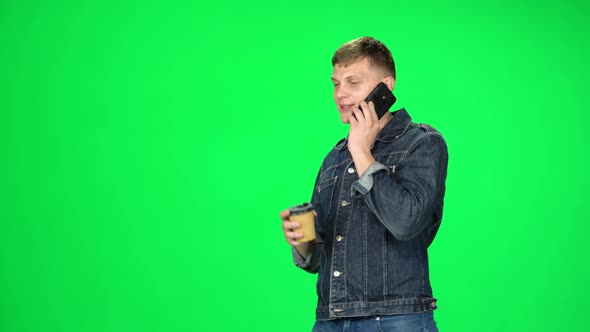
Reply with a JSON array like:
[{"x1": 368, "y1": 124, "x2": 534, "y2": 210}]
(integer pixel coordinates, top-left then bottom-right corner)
[{"x1": 331, "y1": 57, "x2": 386, "y2": 124}]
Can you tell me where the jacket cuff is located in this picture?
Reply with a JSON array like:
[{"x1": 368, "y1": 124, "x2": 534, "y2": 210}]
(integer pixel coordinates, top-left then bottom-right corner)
[
  {"x1": 292, "y1": 246, "x2": 313, "y2": 269},
  {"x1": 351, "y1": 161, "x2": 389, "y2": 196}
]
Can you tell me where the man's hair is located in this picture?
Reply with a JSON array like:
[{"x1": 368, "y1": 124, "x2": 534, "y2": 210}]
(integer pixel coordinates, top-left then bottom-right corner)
[{"x1": 332, "y1": 37, "x2": 396, "y2": 80}]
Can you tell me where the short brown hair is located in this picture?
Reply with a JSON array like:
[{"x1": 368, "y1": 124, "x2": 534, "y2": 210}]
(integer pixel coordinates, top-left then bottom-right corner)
[{"x1": 332, "y1": 37, "x2": 396, "y2": 80}]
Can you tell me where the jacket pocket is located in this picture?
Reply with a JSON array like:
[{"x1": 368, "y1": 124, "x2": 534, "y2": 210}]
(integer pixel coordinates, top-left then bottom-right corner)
[{"x1": 316, "y1": 176, "x2": 338, "y2": 221}]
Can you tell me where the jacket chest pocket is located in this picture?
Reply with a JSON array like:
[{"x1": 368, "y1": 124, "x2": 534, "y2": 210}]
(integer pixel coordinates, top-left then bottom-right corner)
[{"x1": 316, "y1": 176, "x2": 338, "y2": 221}]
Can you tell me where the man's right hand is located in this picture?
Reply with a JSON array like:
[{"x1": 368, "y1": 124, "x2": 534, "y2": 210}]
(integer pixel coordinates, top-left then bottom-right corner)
[
  {"x1": 280, "y1": 209, "x2": 305, "y2": 246},
  {"x1": 280, "y1": 208, "x2": 317, "y2": 259}
]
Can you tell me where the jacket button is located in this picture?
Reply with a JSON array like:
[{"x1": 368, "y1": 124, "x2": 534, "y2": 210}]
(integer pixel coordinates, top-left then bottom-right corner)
[
  {"x1": 347, "y1": 167, "x2": 355, "y2": 174},
  {"x1": 336, "y1": 235, "x2": 343, "y2": 242},
  {"x1": 341, "y1": 200, "x2": 350, "y2": 207},
  {"x1": 333, "y1": 271, "x2": 342, "y2": 277}
]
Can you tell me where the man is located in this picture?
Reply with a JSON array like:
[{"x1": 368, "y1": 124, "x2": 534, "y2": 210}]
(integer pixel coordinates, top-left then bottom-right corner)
[{"x1": 280, "y1": 37, "x2": 448, "y2": 331}]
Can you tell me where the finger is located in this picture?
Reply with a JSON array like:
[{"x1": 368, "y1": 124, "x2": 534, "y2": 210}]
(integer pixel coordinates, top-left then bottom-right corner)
[
  {"x1": 351, "y1": 107, "x2": 364, "y2": 123},
  {"x1": 313, "y1": 210, "x2": 317, "y2": 217},
  {"x1": 368, "y1": 101, "x2": 379, "y2": 122},
  {"x1": 358, "y1": 102, "x2": 369, "y2": 117},
  {"x1": 286, "y1": 231, "x2": 303, "y2": 240},
  {"x1": 282, "y1": 221, "x2": 300, "y2": 231},
  {"x1": 285, "y1": 232, "x2": 304, "y2": 246},
  {"x1": 279, "y1": 209, "x2": 291, "y2": 220},
  {"x1": 360, "y1": 101, "x2": 375, "y2": 125}
]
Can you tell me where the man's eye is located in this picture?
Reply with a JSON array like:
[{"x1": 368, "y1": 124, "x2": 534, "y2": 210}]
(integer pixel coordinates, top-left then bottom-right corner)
[
  {"x1": 333, "y1": 83, "x2": 340, "y2": 87},
  {"x1": 350, "y1": 82, "x2": 359, "y2": 85}
]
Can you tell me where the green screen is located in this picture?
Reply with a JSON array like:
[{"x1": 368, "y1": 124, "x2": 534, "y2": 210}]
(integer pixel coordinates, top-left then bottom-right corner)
[{"x1": 1, "y1": 0, "x2": 588, "y2": 331}]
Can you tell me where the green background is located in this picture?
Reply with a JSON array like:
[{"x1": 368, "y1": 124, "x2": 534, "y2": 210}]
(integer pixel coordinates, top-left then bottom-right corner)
[{"x1": 1, "y1": 0, "x2": 589, "y2": 331}]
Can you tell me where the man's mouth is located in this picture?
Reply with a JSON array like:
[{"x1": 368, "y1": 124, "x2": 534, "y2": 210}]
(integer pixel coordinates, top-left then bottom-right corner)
[{"x1": 340, "y1": 104, "x2": 355, "y2": 112}]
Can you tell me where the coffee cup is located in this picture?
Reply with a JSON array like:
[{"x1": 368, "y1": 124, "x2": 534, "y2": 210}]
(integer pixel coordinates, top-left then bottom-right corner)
[{"x1": 288, "y1": 202, "x2": 316, "y2": 243}]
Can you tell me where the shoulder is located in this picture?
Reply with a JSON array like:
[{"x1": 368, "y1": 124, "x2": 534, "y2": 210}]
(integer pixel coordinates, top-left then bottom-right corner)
[
  {"x1": 406, "y1": 121, "x2": 445, "y2": 139},
  {"x1": 405, "y1": 121, "x2": 442, "y2": 136},
  {"x1": 416, "y1": 123, "x2": 444, "y2": 138},
  {"x1": 405, "y1": 122, "x2": 447, "y2": 152}
]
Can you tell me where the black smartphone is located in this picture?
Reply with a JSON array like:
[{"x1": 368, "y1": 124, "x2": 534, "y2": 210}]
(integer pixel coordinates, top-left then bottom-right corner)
[{"x1": 359, "y1": 82, "x2": 396, "y2": 119}]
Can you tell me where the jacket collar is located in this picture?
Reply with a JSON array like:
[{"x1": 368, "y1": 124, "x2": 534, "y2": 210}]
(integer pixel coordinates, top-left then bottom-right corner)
[{"x1": 335, "y1": 108, "x2": 413, "y2": 150}]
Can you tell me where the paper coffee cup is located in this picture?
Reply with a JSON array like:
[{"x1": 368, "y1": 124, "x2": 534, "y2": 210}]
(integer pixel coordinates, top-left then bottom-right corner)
[{"x1": 288, "y1": 202, "x2": 316, "y2": 243}]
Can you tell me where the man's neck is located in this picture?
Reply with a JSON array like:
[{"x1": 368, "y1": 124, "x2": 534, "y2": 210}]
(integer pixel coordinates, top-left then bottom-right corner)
[{"x1": 380, "y1": 111, "x2": 394, "y2": 127}]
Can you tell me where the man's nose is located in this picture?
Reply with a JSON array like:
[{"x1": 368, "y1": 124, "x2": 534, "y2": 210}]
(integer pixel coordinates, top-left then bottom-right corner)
[{"x1": 336, "y1": 86, "x2": 350, "y2": 99}]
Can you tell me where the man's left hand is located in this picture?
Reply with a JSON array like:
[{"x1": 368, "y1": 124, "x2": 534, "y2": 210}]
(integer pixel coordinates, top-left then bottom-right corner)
[{"x1": 348, "y1": 101, "x2": 384, "y2": 155}]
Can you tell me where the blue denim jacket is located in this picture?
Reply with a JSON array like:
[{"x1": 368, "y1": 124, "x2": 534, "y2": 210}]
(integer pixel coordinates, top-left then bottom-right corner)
[{"x1": 292, "y1": 108, "x2": 448, "y2": 321}]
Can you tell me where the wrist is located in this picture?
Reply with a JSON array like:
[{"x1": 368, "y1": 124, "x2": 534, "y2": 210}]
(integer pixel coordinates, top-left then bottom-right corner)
[
  {"x1": 350, "y1": 150, "x2": 375, "y2": 177},
  {"x1": 348, "y1": 144, "x2": 371, "y2": 158},
  {"x1": 349, "y1": 146, "x2": 372, "y2": 161}
]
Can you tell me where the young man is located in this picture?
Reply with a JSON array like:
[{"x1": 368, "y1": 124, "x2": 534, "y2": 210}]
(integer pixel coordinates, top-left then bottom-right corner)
[{"x1": 280, "y1": 37, "x2": 448, "y2": 331}]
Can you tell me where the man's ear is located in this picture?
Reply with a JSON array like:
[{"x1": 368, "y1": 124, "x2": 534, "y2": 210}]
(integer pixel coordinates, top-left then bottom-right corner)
[{"x1": 383, "y1": 76, "x2": 395, "y2": 91}]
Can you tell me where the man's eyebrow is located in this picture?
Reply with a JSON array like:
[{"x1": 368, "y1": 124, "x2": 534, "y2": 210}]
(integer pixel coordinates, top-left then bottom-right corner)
[{"x1": 331, "y1": 75, "x2": 362, "y2": 81}]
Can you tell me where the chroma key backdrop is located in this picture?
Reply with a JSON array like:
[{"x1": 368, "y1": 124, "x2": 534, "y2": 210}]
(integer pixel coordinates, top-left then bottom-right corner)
[{"x1": 1, "y1": 1, "x2": 589, "y2": 331}]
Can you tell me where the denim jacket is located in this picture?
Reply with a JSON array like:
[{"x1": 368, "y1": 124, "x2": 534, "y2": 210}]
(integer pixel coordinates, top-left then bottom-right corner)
[{"x1": 292, "y1": 108, "x2": 448, "y2": 321}]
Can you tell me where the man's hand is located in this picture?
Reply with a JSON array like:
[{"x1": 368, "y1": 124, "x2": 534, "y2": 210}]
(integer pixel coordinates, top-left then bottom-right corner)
[
  {"x1": 280, "y1": 209, "x2": 305, "y2": 246},
  {"x1": 280, "y1": 209, "x2": 317, "y2": 258},
  {"x1": 347, "y1": 101, "x2": 384, "y2": 176}
]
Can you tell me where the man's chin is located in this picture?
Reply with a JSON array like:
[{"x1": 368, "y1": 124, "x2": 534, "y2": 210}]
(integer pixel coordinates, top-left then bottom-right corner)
[{"x1": 339, "y1": 112, "x2": 352, "y2": 124}]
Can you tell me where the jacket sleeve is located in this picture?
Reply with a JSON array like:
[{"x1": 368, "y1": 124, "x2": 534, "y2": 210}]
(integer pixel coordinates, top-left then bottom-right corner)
[
  {"x1": 291, "y1": 165, "x2": 325, "y2": 274},
  {"x1": 351, "y1": 133, "x2": 448, "y2": 241}
]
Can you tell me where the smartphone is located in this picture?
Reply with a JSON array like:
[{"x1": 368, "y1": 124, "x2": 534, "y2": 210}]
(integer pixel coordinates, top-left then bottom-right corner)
[{"x1": 359, "y1": 82, "x2": 396, "y2": 119}]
